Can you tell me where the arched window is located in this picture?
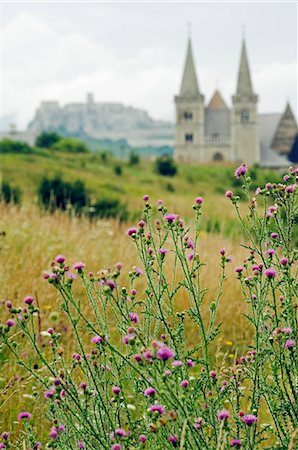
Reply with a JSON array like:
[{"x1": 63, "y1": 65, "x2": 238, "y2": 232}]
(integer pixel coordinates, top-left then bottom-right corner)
[
  {"x1": 241, "y1": 110, "x2": 249, "y2": 124},
  {"x1": 213, "y1": 152, "x2": 224, "y2": 161},
  {"x1": 185, "y1": 133, "x2": 193, "y2": 142},
  {"x1": 184, "y1": 111, "x2": 193, "y2": 120}
]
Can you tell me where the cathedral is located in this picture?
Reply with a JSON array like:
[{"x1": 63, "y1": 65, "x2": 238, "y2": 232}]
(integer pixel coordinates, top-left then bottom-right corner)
[{"x1": 174, "y1": 37, "x2": 298, "y2": 165}]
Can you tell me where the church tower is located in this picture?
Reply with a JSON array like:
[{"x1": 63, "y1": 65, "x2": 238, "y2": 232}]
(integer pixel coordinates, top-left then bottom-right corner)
[
  {"x1": 174, "y1": 38, "x2": 205, "y2": 162},
  {"x1": 231, "y1": 39, "x2": 260, "y2": 164}
]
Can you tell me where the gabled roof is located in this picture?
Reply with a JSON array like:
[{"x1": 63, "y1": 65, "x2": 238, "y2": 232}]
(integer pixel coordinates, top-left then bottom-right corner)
[
  {"x1": 288, "y1": 133, "x2": 298, "y2": 163},
  {"x1": 179, "y1": 38, "x2": 200, "y2": 97},
  {"x1": 236, "y1": 39, "x2": 254, "y2": 96},
  {"x1": 207, "y1": 90, "x2": 228, "y2": 109},
  {"x1": 271, "y1": 103, "x2": 298, "y2": 155}
]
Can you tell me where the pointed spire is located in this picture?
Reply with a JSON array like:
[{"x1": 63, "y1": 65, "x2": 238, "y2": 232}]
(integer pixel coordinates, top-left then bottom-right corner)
[
  {"x1": 179, "y1": 38, "x2": 200, "y2": 97},
  {"x1": 271, "y1": 102, "x2": 298, "y2": 155},
  {"x1": 236, "y1": 39, "x2": 254, "y2": 96},
  {"x1": 207, "y1": 90, "x2": 228, "y2": 110}
]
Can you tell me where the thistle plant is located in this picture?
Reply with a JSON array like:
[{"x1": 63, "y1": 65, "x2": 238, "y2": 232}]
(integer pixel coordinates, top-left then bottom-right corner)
[{"x1": 0, "y1": 166, "x2": 297, "y2": 450}]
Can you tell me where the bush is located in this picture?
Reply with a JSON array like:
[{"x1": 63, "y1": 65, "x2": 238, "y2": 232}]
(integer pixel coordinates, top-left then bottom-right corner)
[
  {"x1": 38, "y1": 175, "x2": 89, "y2": 212},
  {"x1": 1, "y1": 165, "x2": 297, "y2": 449},
  {"x1": 128, "y1": 151, "x2": 140, "y2": 166},
  {"x1": 0, "y1": 139, "x2": 33, "y2": 154},
  {"x1": 0, "y1": 181, "x2": 21, "y2": 204},
  {"x1": 90, "y1": 197, "x2": 128, "y2": 222},
  {"x1": 53, "y1": 138, "x2": 89, "y2": 153},
  {"x1": 113, "y1": 164, "x2": 122, "y2": 176},
  {"x1": 155, "y1": 155, "x2": 177, "y2": 176},
  {"x1": 35, "y1": 132, "x2": 61, "y2": 149}
]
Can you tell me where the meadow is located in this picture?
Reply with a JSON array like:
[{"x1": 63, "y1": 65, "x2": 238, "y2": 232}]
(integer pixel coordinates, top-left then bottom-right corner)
[{"x1": 0, "y1": 150, "x2": 297, "y2": 448}]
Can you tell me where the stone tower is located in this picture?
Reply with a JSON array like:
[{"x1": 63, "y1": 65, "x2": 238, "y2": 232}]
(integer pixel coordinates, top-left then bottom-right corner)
[
  {"x1": 231, "y1": 39, "x2": 260, "y2": 164},
  {"x1": 174, "y1": 38, "x2": 205, "y2": 162}
]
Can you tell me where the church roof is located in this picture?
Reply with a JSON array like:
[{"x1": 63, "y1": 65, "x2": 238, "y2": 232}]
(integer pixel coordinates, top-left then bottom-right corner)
[
  {"x1": 207, "y1": 90, "x2": 228, "y2": 109},
  {"x1": 205, "y1": 108, "x2": 231, "y2": 137},
  {"x1": 236, "y1": 39, "x2": 254, "y2": 96},
  {"x1": 288, "y1": 133, "x2": 298, "y2": 163},
  {"x1": 179, "y1": 38, "x2": 200, "y2": 97},
  {"x1": 271, "y1": 103, "x2": 298, "y2": 155}
]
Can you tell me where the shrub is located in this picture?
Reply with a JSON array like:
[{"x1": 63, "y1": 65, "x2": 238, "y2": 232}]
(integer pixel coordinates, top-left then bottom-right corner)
[
  {"x1": 113, "y1": 164, "x2": 122, "y2": 176},
  {"x1": 128, "y1": 151, "x2": 140, "y2": 166},
  {"x1": 155, "y1": 155, "x2": 177, "y2": 176},
  {"x1": 38, "y1": 175, "x2": 89, "y2": 212},
  {"x1": 90, "y1": 197, "x2": 128, "y2": 222},
  {"x1": 0, "y1": 139, "x2": 33, "y2": 154},
  {"x1": 35, "y1": 132, "x2": 61, "y2": 149},
  {"x1": 0, "y1": 181, "x2": 21, "y2": 204},
  {"x1": 1, "y1": 165, "x2": 297, "y2": 449},
  {"x1": 53, "y1": 138, "x2": 89, "y2": 153}
]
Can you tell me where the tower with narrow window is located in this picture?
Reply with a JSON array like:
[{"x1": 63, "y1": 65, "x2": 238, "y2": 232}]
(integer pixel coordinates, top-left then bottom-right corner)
[
  {"x1": 231, "y1": 39, "x2": 260, "y2": 164},
  {"x1": 174, "y1": 38, "x2": 205, "y2": 162}
]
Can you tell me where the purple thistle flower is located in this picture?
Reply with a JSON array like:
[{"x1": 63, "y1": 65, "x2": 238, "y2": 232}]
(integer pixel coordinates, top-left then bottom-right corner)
[
  {"x1": 283, "y1": 174, "x2": 290, "y2": 181},
  {"x1": 264, "y1": 268, "x2": 276, "y2": 279},
  {"x1": 24, "y1": 296, "x2": 34, "y2": 305},
  {"x1": 58, "y1": 424, "x2": 65, "y2": 432},
  {"x1": 17, "y1": 411, "x2": 32, "y2": 420},
  {"x1": 180, "y1": 379, "x2": 189, "y2": 388},
  {"x1": 129, "y1": 312, "x2": 139, "y2": 323},
  {"x1": 281, "y1": 327, "x2": 292, "y2": 334},
  {"x1": 149, "y1": 404, "x2": 165, "y2": 415},
  {"x1": 285, "y1": 184, "x2": 295, "y2": 193},
  {"x1": 143, "y1": 194, "x2": 149, "y2": 201},
  {"x1": 107, "y1": 279, "x2": 116, "y2": 290},
  {"x1": 230, "y1": 439, "x2": 242, "y2": 447},
  {"x1": 235, "y1": 266, "x2": 244, "y2": 273},
  {"x1": 67, "y1": 272, "x2": 77, "y2": 279},
  {"x1": 267, "y1": 248, "x2": 275, "y2": 256},
  {"x1": 112, "y1": 445, "x2": 122, "y2": 450},
  {"x1": 163, "y1": 213, "x2": 178, "y2": 223},
  {"x1": 186, "y1": 359, "x2": 196, "y2": 367},
  {"x1": 55, "y1": 254, "x2": 66, "y2": 264},
  {"x1": 255, "y1": 187, "x2": 261, "y2": 195},
  {"x1": 217, "y1": 409, "x2": 230, "y2": 421},
  {"x1": 0, "y1": 444, "x2": 5, "y2": 449},
  {"x1": 115, "y1": 428, "x2": 126, "y2": 437},
  {"x1": 195, "y1": 197, "x2": 203, "y2": 204},
  {"x1": 284, "y1": 339, "x2": 296, "y2": 349},
  {"x1": 44, "y1": 387, "x2": 55, "y2": 398},
  {"x1": 49, "y1": 427, "x2": 58, "y2": 439},
  {"x1": 169, "y1": 435, "x2": 179, "y2": 446},
  {"x1": 112, "y1": 386, "x2": 121, "y2": 395},
  {"x1": 156, "y1": 346, "x2": 175, "y2": 361},
  {"x1": 194, "y1": 418, "x2": 203, "y2": 429},
  {"x1": 158, "y1": 247, "x2": 169, "y2": 255},
  {"x1": 122, "y1": 333, "x2": 135, "y2": 345},
  {"x1": 6, "y1": 319, "x2": 14, "y2": 328},
  {"x1": 78, "y1": 442, "x2": 85, "y2": 449},
  {"x1": 143, "y1": 350, "x2": 153, "y2": 362},
  {"x1": 138, "y1": 434, "x2": 147, "y2": 443},
  {"x1": 1, "y1": 432, "x2": 9, "y2": 440},
  {"x1": 144, "y1": 387, "x2": 156, "y2": 396},
  {"x1": 280, "y1": 257, "x2": 288, "y2": 266},
  {"x1": 172, "y1": 360, "x2": 183, "y2": 367},
  {"x1": 134, "y1": 354, "x2": 142, "y2": 362},
  {"x1": 73, "y1": 262, "x2": 85, "y2": 270},
  {"x1": 234, "y1": 164, "x2": 247, "y2": 179},
  {"x1": 242, "y1": 414, "x2": 257, "y2": 426},
  {"x1": 271, "y1": 232, "x2": 279, "y2": 239},
  {"x1": 91, "y1": 335, "x2": 102, "y2": 344},
  {"x1": 225, "y1": 190, "x2": 234, "y2": 198},
  {"x1": 127, "y1": 227, "x2": 137, "y2": 236}
]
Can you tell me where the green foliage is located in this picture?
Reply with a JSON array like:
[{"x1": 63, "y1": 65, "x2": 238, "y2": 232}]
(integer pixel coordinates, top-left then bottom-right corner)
[
  {"x1": 37, "y1": 175, "x2": 89, "y2": 212},
  {"x1": 128, "y1": 151, "x2": 140, "y2": 166},
  {"x1": 90, "y1": 197, "x2": 128, "y2": 222},
  {"x1": 35, "y1": 132, "x2": 61, "y2": 149},
  {"x1": 113, "y1": 164, "x2": 122, "y2": 176},
  {"x1": 53, "y1": 138, "x2": 89, "y2": 153},
  {"x1": 0, "y1": 181, "x2": 21, "y2": 204},
  {"x1": 155, "y1": 155, "x2": 177, "y2": 176},
  {"x1": 0, "y1": 139, "x2": 33, "y2": 154}
]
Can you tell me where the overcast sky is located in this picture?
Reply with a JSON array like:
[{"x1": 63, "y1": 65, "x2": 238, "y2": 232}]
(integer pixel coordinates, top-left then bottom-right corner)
[{"x1": 1, "y1": 1, "x2": 297, "y2": 129}]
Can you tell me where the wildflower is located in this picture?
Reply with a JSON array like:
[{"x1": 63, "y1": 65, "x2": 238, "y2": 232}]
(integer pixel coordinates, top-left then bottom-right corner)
[
  {"x1": 49, "y1": 427, "x2": 58, "y2": 439},
  {"x1": 195, "y1": 197, "x2": 203, "y2": 204},
  {"x1": 169, "y1": 435, "x2": 179, "y2": 446},
  {"x1": 73, "y1": 262, "x2": 85, "y2": 270},
  {"x1": 230, "y1": 439, "x2": 242, "y2": 447},
  {"x1": 158, "y1": 247, "x2": 169, "y2": 255},
  {"x1": 6, "y1": 319, "x2": 14, "y2": 328},
  {"x1": 163, "y1": 213, "x2": 178, "y2": 223},
  {"x1": 112, "y1": 445, "x2": 121, "y2": 450},
  {"x1": 134, "y1": 354, "x2": 142, "y2": 362},
  {"x1": 144, "y1": 387, "x2": 156, "y2": 396},
  {"x1": 267, "y1": 248, "x2": 275, "y2": 256},
  {"x1": 58, "y1": 425, "x2": 65, "y2": 432},
  {"x1": 217, "y1": 409, "x2": 230, "y2": 421},
  {"x1": 164, "y1": 369, "x2": 172, "y2": 376},
  {"x1": 5, "y1": 301, "x2": 12, "y2": 309},
  {"x1": 80, "y1": 382, "x2": 87, "y2": 390},
  {"x1": 115, "y1": 428, "x2": 126, "y2": 437},
  {"x1": 234, "y1": 164, "x2": 247, "y2": 178},
  {"x1": 112, "y1": 386, "x2": 121, "y2": 395},
  {"x1": 78, "y1": 442, "x2": 85, "y2": 449},
  {"x1": 242, "y1": 414, "x2": 257, "y2": 426},
  {"x1": 285, "y1": 184, "x2": 295, "y2": 193},
  {"x1": 127, "y1": 227, "x2": 137, "y2": 236},
  {"x1": 220, "y1": 248, "x2": 225, "y2": 256},
  {"x1": 149, "y1": 404, "x2": 165, "y2": 415},
  {"x1": 284, "y1": 339, "x2": 296, "y2": 349},
  {"x1": 283, "y1": 175, "x2": 290, "y2": 181},
  {"x1": 264, "y1": 268, "x2": 276, "y2": 279},
  {"x1": 265, "y1": 183, "x2": 272, "y2": 190},
  {"x1": 44, "y1": 388, "x2": 55, "y2": 398},
  {"x1": 172, "y1": 360, "x2": 183, "y2": 367},
  {"x1": 187, "y1": 253, "x2": 194, "y2": 261},
  {"x1": 280, "y1": 257, "x2": 288, "y2": 266},
  {"x1": 271, "y1": 232, "x2": 279, "y2": 239},
  {"x1": 281, "y1": 327, "x2": 292, "y2": 334},
  {"x1": 0, "y1": 444, "x2": 5, "y2": 449},
  {"x1": 91, "y1": 335, "x2": 102, "y2": 344},
  {"x1": 186, "y1": 359, "x2": 196, "y2": 367},
  {"x1": 143, "y1": 194, "x2": 149, "y2": 201},
  {"x1": 24, "y1": 296, "x2": 34, "y2": 305},
  {"x1": 194, "y1": 418, "x2": 203, "y2": 429},
  {"x1": 1, "y1": 432, "x2": 9, "y2": 440},
  {"x1": 67, "y1": 272, "x2": 77, "y2": 279},
  {"x1": 55, "y1": 254, "x2": 66, "y2": 264},
  {"x1": 123, "y1": 334, "x2": 135, "y2": 345},
  {"x1": 235, "y1": 266, "x2": 244, "y2": 273},
  {"x1": 225, "y1": 190, "x2": 233, "y2": 198},
  {"x1": 138, "y1": 434, "x2": 147, "y2": 443},
  {"x1": 255, "y1": 187, "x2": 261, "y2": 195},
  {"x1": 17, "y1": 411, "x2": 32, "y2": 420},
  {"x1": 209, "y1": 370, "x2": 216, "y2": 378},
  {"x1": 180, "y1": 379, "x2": 189, "y2": 388},
  {"x1": 156, "y1": 346, "x2": 175, "y2": 361}
]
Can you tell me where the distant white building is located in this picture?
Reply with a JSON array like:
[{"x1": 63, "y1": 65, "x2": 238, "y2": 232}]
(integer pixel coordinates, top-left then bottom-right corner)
[{"x1": 174, "y1": 37, "x2": 297, "y2": 166}]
